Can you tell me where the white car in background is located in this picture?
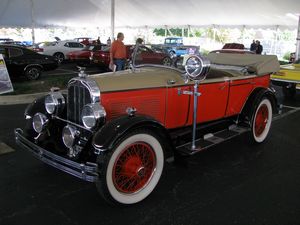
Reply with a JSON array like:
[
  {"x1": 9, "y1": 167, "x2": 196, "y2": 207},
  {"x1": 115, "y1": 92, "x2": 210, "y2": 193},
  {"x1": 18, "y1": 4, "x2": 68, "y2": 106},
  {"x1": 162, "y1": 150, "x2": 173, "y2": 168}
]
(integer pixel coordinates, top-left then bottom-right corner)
[{"x1": 40, "y1": 40, "x2": 85, "y2": 63}]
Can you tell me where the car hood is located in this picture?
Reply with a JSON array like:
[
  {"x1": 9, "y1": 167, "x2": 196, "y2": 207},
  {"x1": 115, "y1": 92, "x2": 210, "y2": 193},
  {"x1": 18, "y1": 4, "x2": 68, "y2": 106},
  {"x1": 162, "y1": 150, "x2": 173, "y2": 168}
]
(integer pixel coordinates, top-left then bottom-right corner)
[{"x1": 89, "y1": 67, "x2": 185, "y2": 93}]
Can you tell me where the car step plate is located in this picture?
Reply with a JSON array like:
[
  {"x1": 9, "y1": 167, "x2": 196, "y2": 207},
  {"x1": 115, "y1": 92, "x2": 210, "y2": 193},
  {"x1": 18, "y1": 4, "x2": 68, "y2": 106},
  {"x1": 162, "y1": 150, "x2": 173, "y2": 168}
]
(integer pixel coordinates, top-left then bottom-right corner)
[{"x1": 176, "y1": 125, "x2": 249, "y2": 155}]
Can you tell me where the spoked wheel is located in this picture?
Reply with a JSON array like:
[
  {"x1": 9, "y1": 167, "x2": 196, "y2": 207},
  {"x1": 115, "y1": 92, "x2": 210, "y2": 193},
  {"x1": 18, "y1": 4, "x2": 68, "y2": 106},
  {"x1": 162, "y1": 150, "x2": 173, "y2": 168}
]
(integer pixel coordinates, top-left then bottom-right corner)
[
  {"x1": 25, "y1": 67, "x2": 42, "y2": 80},
  {"x1": 162, "y1": 57, "x2": 172, "y2": 66},
  {"x1": 96, "y1": 130, "x2": 164, "y2": 205},
  {"x1": 250, "y1": 98, "x2": 273, "y2": 143},
  {"x1": 53, "y1": 52, "x2": 65, "y2": 64}
]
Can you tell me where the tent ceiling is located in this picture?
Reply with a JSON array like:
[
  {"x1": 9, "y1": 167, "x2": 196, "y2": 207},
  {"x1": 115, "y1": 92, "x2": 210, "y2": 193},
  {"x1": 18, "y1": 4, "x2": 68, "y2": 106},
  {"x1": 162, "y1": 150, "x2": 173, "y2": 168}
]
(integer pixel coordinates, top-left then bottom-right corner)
[{"x1": 0, "y1": 0, "x2": 299, "y2": 29}]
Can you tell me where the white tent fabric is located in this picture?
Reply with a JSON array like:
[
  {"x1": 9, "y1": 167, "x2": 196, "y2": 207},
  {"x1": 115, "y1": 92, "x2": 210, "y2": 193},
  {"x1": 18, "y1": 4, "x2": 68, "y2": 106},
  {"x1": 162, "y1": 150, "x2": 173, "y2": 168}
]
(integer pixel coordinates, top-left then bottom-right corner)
[{"x1": 0, "y1": 0, "x2": 299, "y2": 29}]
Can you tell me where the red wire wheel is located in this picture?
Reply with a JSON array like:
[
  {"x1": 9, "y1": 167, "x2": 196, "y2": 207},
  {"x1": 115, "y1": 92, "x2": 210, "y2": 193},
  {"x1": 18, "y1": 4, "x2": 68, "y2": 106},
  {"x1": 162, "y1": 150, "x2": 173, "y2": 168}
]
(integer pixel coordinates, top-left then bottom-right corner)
[
  {"x1": 251, "y1": 98, "x2": 272, "y2": 143},
  {"x1": 254, "y1": 104, "x2": 269, "y2": 137},
  {"x1": 112, "y1": 142, "x2": 156, "y2": 194}
]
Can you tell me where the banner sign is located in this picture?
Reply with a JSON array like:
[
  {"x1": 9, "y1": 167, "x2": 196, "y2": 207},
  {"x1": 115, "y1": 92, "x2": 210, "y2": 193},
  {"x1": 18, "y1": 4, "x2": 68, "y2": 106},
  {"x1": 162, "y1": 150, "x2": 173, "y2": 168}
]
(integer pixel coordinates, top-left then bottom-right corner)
[{"x1": 0, "y1": 54, "x2": 14, "y2": 94}]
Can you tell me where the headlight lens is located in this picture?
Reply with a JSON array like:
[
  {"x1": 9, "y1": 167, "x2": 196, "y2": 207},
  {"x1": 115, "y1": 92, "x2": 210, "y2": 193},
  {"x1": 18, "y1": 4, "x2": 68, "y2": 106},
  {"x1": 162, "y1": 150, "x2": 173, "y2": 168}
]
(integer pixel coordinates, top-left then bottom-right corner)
[
  {"x1": 82, "y1": 103, "x2": 106, "y2": 129},
  {"x1": 62, "y1": 125, "x2": 78, "y2": 148},
  {"x1": 32, "y1": 113, "x2": 48, "y2": 133},
  {"x1": 45, "y1": 92, "x2": 65, "y2": 115}
]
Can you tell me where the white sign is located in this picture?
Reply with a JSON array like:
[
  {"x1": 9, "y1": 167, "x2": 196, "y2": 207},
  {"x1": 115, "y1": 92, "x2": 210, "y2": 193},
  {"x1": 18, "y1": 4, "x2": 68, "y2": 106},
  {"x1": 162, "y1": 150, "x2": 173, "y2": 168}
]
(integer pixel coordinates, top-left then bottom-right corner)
[{"x1": 0, "y1": 54, "x2": 13, "y2": 94}]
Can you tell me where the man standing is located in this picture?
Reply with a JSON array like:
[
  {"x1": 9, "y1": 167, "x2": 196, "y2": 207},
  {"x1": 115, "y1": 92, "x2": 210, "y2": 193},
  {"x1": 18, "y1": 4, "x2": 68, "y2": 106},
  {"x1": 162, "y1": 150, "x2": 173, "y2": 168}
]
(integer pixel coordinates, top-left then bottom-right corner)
[
  {"x1": 250, "y1": 40, "x2": 257, "y2": 52},
  {"x1": 256, "y1": 41, "x2": 263, "y2": 54},
  {"x1": 110, "y1": 33, "x2": 126, "y2": 71}
]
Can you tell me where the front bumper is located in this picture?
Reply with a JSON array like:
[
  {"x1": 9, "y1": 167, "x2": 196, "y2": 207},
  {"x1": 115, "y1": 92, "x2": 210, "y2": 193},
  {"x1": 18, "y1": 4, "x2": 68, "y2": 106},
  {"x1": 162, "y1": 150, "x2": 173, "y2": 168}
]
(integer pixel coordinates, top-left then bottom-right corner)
[{"x1": 14, "y1": 128, "x2": 98, "y2": 182}]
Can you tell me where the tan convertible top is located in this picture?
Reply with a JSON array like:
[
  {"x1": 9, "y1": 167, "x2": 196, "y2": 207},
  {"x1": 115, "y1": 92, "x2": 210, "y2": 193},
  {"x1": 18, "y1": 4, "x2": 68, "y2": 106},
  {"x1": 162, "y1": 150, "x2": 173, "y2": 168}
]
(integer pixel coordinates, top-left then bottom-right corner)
[{"x1": 207, "y1": 53, "x2": 280, "y2": 75}]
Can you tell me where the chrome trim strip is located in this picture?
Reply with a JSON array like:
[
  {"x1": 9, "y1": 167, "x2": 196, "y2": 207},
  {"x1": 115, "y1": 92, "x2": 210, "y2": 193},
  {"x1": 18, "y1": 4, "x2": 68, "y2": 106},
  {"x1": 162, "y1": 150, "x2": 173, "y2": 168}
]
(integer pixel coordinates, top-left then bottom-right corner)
[
  {"x1": 53, "y1": 116, "x2": 93, "y2": 132},
  {"x1": 14, "y1": 128, "x2": 98, "y2": 182},
  {"x1": 271, "y1": 78, "x2": 300, "y2": 84}
]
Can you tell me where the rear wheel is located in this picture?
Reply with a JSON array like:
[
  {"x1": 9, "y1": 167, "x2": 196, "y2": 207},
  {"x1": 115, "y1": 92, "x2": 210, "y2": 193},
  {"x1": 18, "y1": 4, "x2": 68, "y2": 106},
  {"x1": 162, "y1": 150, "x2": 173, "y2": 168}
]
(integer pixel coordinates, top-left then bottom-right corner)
[
  {"x1": 249, "y1": 98, "x2": 272, "y2": 143},
  {"x1": 162, "y1": 57, "x2": 172, "y2": 66},
  {"x1": 53, "y1": 52, "x2": 65, "y2": 64},
  {"x1": 24, "y1": 67, "x2": 42, "y2": 80},
  {"x1": 96, "y1": 130, "x2": 164, "y2": 205}
]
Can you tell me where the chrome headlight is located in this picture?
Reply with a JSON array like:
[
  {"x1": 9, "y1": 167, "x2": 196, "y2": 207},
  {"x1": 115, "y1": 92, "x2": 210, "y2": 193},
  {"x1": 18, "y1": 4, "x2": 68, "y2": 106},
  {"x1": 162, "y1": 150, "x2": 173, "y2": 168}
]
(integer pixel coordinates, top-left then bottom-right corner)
[
  {"x1": 45, "y1": 92, "x2": 65, "y2": 115},
  {"x1": 81, "y1": 103, "x2": 106, "y2": 129},
  {"x1": 62, "y1": 125, "x2": 79, "y2": 149},
  {"x1": 185, "y1": 55, "x2": 210, "y2": 81},
  {"x1": 32, "y1": 113, "x2": 48, "y2": 133}
]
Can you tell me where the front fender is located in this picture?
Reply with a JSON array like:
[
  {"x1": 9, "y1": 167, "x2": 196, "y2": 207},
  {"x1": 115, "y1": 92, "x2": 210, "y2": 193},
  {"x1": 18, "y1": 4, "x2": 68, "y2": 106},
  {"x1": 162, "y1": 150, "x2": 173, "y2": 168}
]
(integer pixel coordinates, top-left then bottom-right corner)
[
  {"x1": 92, "y1": 115, "x2": 172, "y2": 154},
  {"x1": 24, "y1": 95, "x2": 47, "y2": 119}
]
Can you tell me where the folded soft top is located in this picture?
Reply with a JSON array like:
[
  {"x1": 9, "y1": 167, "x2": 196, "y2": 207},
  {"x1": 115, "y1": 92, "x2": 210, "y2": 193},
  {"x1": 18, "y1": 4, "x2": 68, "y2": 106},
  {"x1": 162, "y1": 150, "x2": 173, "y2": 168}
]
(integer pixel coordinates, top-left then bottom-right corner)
[{"x1": 207, "y1": 52, "x2": 280, "y2": 75}]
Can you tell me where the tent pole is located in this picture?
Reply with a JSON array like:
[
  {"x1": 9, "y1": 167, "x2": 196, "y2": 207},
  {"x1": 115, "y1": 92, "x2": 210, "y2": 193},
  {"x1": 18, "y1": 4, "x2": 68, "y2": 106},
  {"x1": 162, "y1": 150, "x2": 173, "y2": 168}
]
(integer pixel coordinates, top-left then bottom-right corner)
[
  {"x1": 296, "y1": 16, "x2": 300, "y2": 61},
  {"x1": 30, "y1": 0, "x2": 35, "y2": 44},
  {"x1": 111, "y1": 0, "x2": 115, "y2": 41},
  {"x1": 165, "y1": 26, "x2": 167, "y2": 37}
]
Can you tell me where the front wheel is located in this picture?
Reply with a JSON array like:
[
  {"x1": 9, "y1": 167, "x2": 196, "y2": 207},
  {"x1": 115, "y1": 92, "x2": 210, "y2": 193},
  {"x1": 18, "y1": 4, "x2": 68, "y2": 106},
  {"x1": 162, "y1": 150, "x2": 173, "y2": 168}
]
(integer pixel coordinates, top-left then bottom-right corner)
[
  {"x1": 249, "y1": 98, "x2": 273, "y2": 143},
  {"x1": 96, "y1": 130, "x2": 164, "y2": 205}
]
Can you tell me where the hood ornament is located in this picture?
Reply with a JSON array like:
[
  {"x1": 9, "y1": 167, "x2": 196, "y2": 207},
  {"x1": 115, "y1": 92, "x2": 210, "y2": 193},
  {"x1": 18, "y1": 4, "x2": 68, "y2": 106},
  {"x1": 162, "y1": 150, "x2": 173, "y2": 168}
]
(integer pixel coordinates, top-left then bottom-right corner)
[{"x1": 77, "y1": 66, "x2": 87, "y2": 78}]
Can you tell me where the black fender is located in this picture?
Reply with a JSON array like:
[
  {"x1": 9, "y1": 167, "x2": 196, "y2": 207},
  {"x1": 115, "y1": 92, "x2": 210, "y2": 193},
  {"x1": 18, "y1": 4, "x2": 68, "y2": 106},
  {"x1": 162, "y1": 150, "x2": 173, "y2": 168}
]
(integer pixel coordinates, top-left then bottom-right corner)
[
  {"x1": 24, "y1": 95, "x2": 47, "y2": 118},
  {"x1": 24, "y1": 93, "x2": 68, "y2": 118},
  {"x1": 240, "y1": 87, "x2": 278, "y2": 126},
  {"x1": 92, "y1": 115, "x2": 174, "y2": 157}
]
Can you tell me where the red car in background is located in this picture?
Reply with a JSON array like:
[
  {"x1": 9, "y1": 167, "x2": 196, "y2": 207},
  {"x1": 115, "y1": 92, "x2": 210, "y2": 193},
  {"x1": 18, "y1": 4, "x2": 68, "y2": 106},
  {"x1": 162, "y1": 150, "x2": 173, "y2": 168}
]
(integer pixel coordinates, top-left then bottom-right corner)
[
  {"x1": 67, "y1": 44, "x2": 106, "y2": 66},
  {"x1": 91, "y1": 45, "x2": 172, "y2": 70},
  {"x1": 210, "y1": 49, "x2": 254, "y2": 54}
]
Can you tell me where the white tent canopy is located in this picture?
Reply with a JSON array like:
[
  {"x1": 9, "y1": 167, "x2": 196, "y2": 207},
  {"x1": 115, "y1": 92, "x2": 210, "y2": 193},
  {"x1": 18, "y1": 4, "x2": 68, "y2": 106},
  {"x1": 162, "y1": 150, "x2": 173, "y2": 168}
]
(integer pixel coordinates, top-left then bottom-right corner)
[{"x1": 0, "y1": 0, "x2": 299, "y2": 29}]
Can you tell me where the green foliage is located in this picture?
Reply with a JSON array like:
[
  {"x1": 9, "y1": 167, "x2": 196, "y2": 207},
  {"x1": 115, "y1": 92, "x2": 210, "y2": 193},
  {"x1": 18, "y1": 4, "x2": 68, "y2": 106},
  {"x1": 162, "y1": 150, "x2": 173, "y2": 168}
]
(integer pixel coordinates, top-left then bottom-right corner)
[
  {"x1": 206, "y1": 28, "x2": 230, "y2": 43},
  {"x1": 200, "y1": 49, "x2": 210, "y2": 56},
  {"x1": 153, "y1": 28, "x2": 188, "y2": 37},
  {"x1": 283, "y1": 51, "x2": 291, "y2": 61}
]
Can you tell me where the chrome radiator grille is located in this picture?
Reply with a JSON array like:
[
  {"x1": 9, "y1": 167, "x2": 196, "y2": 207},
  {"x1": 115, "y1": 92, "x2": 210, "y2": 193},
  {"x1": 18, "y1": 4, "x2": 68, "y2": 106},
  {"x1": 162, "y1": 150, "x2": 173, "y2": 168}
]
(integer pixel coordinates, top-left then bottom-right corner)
[{"x1": 67, "y1": 81, "x2": 91, "y2": 124}]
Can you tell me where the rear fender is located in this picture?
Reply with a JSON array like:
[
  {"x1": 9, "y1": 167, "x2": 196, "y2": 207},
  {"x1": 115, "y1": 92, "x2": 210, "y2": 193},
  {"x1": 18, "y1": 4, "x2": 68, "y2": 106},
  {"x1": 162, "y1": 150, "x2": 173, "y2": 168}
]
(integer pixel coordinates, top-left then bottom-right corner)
[{"x1": 240, "y1": 87, "x2": 278, "y2": 126}]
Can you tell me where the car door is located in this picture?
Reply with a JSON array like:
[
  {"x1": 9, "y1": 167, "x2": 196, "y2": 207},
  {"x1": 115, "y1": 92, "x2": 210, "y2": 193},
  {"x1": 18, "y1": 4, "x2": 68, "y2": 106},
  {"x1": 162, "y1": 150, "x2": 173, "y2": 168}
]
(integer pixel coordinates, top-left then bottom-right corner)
[
  {"x1": 186, "y1": 80, "x2": 230, "y2": 125},
  {"x1": 5, "y1": 47, "x2": 25, "y2": 75},
  {"x1": 225, "y1": 77, "x2": 254, "y2": 116},
  {"x1": 64, "y1": 42, "x2": 84, "y2": 55},
  {"x1": 139, "y1": 46, "x2": 161, "y2": 64}
]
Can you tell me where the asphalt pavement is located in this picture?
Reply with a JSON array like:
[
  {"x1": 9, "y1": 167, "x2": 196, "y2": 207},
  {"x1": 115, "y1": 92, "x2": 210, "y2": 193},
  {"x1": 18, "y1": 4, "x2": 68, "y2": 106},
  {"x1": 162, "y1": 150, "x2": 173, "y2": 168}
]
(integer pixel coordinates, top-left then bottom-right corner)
[{"x1": 0, "y1": 84, "x2": 299, "y2": 225}]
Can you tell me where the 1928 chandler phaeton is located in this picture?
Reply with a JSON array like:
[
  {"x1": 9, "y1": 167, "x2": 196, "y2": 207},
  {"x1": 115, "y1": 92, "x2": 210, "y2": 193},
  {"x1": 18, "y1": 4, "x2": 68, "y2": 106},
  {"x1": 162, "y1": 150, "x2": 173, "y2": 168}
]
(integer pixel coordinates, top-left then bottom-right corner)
[{"x1": 15, "y1": 46, "x2": 280, "y2": 205}]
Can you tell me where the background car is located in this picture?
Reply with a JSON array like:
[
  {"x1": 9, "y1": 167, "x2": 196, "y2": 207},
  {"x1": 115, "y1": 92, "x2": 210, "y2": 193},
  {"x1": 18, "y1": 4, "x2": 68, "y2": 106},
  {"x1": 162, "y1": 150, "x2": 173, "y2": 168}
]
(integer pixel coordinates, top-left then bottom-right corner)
[
  {"x1": 0, "y1": 44, "x2": 58, "y2": 80},
  {"x1": 91, "y1": 45, "x2": 172, "y2": 69},
  {"x1": 67, "y1": 44, "x2": 106, "y2": 66},
  {"x1": 73, "y1": 37, "x2": 93, "y2": 45},
  {"x1": 210, "y1": 49, "x2": 255, "y2": 54},
  {"x1": 40, "y1": 40, "x2": 85, "y2": 63},
  {"x1": 271, "y1": 61, "x2": 300, "y2": 98}
]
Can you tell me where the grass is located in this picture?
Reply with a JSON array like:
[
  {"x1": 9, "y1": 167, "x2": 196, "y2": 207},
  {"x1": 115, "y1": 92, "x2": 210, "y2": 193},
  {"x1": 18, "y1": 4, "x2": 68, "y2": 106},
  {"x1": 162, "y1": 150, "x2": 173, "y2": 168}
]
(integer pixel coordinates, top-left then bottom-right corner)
[{"x1": 8, "y1": 74, "x2": 76, "y2": 95}]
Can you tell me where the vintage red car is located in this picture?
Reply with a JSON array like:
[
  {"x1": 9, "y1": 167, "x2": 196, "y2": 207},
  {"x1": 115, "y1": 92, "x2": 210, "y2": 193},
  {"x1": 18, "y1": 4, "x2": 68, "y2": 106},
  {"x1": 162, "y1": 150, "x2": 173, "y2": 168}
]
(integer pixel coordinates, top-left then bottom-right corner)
[
  {"x1": 15, "y1": 46, "x2": 280, "y2": 205},
  {"x1": 67, "y1": 44, "x2": 106, "y2": 66},
  {"x1": 91, "y1": 45, "x2": 172, "y2": 69}
]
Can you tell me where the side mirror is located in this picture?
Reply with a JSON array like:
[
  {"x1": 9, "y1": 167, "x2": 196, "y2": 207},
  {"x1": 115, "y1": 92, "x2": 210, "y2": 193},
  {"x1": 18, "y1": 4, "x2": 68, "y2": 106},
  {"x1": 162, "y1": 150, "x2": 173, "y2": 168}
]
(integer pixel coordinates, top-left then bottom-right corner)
[{"x1": 185, "y1": 55, "x2": 210, "y2": 81}]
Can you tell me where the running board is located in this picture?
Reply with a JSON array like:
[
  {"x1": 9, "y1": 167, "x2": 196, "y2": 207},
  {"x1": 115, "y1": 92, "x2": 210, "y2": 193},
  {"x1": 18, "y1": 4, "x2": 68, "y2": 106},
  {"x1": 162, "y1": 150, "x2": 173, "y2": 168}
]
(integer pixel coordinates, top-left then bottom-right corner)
[{"x1": 176, "y1": 125, "x2": 250, "y2": 155}]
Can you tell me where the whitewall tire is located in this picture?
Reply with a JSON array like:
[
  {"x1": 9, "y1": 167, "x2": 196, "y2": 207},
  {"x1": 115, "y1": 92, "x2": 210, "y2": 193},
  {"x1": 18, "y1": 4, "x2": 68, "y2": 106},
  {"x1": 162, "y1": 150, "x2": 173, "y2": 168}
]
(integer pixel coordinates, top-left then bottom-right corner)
[
  {"x1": 251, "y1": 98, "x2": 272, "y2": 143},
  {"x1": 97, "y1": 130, "x2": 164, "y2": 205}
]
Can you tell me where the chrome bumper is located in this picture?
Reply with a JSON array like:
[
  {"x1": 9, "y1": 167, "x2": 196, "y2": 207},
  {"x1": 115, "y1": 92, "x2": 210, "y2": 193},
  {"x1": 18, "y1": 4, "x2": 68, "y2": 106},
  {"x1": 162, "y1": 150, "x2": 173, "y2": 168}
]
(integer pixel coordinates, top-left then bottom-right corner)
[{"x1": 14, "y1": 128, "x2": 98, "y2": 182}]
